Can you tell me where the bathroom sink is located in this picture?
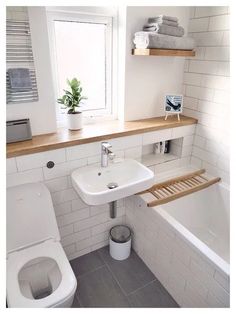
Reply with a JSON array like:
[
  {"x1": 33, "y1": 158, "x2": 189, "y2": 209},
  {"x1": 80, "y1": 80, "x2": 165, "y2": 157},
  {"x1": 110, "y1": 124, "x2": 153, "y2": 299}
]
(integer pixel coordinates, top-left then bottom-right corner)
[{"x1": 71, "y1": 159, "x2": 154, "y2": 205}]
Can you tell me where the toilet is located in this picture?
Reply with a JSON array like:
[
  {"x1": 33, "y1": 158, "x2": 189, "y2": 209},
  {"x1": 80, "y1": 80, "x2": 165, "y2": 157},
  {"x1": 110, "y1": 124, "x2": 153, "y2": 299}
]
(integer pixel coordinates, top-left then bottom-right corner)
[{"x1": 6, "y1": 182, "x2": 77, "y2": 308}]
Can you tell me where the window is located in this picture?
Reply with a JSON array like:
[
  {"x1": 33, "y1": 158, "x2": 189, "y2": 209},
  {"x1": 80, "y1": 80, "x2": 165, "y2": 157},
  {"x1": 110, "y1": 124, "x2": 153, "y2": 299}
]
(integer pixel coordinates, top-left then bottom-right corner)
[{"x1": 47, "y1": 11, "x2": 116, "y2": 121}]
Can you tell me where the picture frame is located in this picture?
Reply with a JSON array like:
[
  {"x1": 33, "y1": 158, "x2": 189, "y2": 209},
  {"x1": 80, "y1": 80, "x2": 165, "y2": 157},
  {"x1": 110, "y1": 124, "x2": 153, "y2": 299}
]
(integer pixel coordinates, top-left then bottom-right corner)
[{"x1": 164, "y1": 94, "x2": 183, "y2": 121}]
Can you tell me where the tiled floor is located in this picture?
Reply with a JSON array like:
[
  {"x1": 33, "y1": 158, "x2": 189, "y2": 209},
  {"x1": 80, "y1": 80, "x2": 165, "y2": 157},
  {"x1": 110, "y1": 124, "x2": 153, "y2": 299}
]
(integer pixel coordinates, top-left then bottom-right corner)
[{"x1": 70, "y1": 246, "x2": 179, "y2": 308}]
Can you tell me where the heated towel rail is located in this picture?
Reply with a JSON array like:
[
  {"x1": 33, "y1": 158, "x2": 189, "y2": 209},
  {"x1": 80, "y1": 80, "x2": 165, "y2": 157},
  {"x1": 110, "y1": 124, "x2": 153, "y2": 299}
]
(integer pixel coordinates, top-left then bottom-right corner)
[{"x1": 6, "y1": 19, "x2": 39, "y2": 104}]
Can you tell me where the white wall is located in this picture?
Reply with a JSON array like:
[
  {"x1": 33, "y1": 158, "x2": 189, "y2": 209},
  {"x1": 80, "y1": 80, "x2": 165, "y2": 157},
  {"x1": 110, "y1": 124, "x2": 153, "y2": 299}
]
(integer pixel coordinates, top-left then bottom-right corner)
[
  {"x1": 46, "y1": 6, "x2": 117, "y2": 16},
  {"x1": 124, "y1": 6, "x2": 190, "y2": 121},
  {"x1": 6, "y1": 7, "x2": 57, "y2": 136},
  {"x1": 183, "y1": 7, "x2": 230, "y2": 184}
]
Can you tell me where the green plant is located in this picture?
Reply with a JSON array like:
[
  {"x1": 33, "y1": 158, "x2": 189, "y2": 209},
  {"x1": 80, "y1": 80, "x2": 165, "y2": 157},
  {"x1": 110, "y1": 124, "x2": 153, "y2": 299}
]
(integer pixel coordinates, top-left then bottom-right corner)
[{"x1": 57, "y1": 78, "x2": 87, "y2": 114}]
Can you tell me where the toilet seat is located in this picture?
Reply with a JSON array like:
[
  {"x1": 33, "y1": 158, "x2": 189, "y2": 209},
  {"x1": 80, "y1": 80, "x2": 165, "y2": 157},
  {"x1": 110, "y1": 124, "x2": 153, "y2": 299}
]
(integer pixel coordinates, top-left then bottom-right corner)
[{"x1": 7, "y1": 240, "x2": 77, "y2": 308}]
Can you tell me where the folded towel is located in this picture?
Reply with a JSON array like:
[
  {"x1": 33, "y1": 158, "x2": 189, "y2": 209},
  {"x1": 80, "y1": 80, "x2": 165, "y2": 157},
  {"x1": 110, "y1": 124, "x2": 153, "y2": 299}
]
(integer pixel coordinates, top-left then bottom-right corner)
[
  {"x1": 8, "y1": 68, "x2": 32, "y2": 90},
  {"x1": 160, "y1": 15, "x2": 178, "y2": 22},
  {"x1": 143, "y1": 25, "x2": 159, "y2": 32},
  {"x1": 149, "y1": 15, "x2": 178, "y2": 22},
  {"x1": 161, "y1": 20, "x2": 178, "y2": 27},
  {"x1": 133, "y1": 32, "x2": 195, "y2": 50},
  {"x1": 143, "y1": 23, "x2": 185, "y2": 37},
  {"x1": 148, "y1": 17, "x2": 178, "y2": 27}
]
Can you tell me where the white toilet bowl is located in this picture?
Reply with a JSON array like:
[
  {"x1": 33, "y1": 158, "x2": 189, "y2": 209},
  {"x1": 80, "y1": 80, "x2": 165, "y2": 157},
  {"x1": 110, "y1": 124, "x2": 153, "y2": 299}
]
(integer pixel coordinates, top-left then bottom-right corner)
[{"x1": 6, "y1": 183, "x2": 77, "y2": 308}]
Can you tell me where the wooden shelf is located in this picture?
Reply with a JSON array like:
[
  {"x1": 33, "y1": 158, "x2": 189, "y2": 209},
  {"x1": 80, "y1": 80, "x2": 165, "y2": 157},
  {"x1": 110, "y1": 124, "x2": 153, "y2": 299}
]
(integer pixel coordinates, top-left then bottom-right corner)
[
  {"x1": 7, "y1": 115, "x2": 197, "y2": 158},
  {"x1": 132, "y1": 48, "x2": 195, "y2": 57}
]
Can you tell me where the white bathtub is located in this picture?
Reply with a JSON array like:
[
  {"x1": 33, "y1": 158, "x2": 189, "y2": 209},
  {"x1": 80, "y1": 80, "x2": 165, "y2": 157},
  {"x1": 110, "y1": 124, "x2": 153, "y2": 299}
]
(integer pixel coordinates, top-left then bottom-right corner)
[
  {"x1": 156, "y1": 183, "x2": 229, "y2": 275},
  {"x1": 125, "y1": 182, "x2": 230, "y2": 307}
]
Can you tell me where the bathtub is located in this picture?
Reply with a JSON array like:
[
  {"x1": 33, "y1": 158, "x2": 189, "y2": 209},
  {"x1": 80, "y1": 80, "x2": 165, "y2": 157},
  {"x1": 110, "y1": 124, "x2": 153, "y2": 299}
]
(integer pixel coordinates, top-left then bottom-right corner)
[
  {"x1": 156, "y1": 183, "x2": 229, "y2": 275},
  {"x1": 125, "y1": 182, "x2": 230, "y2": 307}
]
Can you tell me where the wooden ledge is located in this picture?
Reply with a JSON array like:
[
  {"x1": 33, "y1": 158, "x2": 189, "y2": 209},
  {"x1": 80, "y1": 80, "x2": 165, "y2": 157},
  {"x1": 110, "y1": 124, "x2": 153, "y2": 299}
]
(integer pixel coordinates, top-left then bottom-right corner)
[
  {"x1": 132, "y1": 48, "x2": 196, "y2": 57},
  {"x1": 7, "y1": 115, "x2": 197, "y2": 158}
]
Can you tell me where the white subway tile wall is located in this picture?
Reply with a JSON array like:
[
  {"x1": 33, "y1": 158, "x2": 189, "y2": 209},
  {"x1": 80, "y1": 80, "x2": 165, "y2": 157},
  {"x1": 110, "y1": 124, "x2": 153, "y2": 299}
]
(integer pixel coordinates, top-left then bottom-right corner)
[
  {"x1": 183, "y1": 6, "x2": 230, "y2": 184},
  {"x1": 6, "y1": 158, "x2": 17, "y2": 174},
  {"x1": 125, "y1": 195, "x2": 230, "y2": 308},
  {"x1": 16, "y1": 148, "x2": 66, "y2": 171},
  {"x1": 6, "y1": 127, "x2": 194, "y2": 260}
]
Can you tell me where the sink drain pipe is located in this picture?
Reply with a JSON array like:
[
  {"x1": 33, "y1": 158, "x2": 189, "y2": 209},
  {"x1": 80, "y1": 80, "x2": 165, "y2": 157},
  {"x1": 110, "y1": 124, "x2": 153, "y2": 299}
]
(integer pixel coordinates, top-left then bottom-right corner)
[
  {"x1": 109, "y1": 201, "x2": 117, "y2": 219},
  {"x1": 107, "y1": 182, "x2": 118, "y2": 219}
]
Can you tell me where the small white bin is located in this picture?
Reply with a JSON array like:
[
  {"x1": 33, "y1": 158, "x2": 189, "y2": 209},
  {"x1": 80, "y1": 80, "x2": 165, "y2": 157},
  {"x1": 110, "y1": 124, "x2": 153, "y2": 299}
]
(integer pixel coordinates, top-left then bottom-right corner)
[{"x1": 109, "y1": 225, "x2": 131, "y2": 260}]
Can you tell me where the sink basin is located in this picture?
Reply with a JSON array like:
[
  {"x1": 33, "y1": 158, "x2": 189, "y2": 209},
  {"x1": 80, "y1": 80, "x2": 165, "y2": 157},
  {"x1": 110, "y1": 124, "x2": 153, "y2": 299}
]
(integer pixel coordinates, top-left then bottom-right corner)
[{"x1": 71, "y1": 159, "x2": 154, "y2": 205}]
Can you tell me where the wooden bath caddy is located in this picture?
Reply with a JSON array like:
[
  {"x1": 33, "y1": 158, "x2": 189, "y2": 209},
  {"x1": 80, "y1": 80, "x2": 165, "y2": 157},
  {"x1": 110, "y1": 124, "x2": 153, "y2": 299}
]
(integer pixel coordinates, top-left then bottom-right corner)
[{"x1": 138, "y1": 169, "x2": 220, "y2": 207}]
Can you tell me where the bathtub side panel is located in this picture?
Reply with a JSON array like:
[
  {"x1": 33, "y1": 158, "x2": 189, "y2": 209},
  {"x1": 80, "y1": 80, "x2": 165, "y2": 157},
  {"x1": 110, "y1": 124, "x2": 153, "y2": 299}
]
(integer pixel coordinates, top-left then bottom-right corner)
[
  {"x1": 162, "y1": 184, "x2": 230, "y2": 263},
  {"x1": 125, "y1": 195, "x2": 230, "y2": 308}
]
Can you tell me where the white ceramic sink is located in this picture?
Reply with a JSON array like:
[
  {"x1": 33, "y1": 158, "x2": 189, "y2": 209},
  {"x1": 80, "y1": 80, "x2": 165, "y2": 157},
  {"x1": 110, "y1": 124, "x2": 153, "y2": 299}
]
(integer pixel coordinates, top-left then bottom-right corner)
[{"x1": 71, "y1": 159, "x2": 154, "y2": 205}]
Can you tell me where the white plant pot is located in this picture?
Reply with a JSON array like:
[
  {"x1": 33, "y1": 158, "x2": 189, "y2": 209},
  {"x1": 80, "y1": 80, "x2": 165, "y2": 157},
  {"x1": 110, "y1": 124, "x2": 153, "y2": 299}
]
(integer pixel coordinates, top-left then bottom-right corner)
[{"x1": 67, "y1": 112, "x2": 82, "y2": 130}]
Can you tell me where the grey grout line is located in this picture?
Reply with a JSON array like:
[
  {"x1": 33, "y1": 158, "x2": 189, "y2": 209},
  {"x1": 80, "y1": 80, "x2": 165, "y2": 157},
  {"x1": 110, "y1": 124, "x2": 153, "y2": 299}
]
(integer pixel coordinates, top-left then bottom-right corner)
[
  {"x1": 97, "y1": 248, "x2": 135, "y2": 298},
  {"x1": 75, "y1": 264, "x2": 106, "y2": 279},
  {"x1": 74, "y1": 263, "x2": 108, "y2": 307},
  {"x1": 188, "y1": 27, "x2": 230, "y2": 33},
  {"x1": 126, "y1": 279, "x2": 157, "y2": 297},
  {"x1": 96, "y1": 247, "x2": 107, "y2": 264},
  {"x1": 74, "y1": 258, "x2": 131, "y2": 308},
  {"x1": 104, "y1": 265, "x2": 133, "y2": 307},
  {"x1": 99, "y1": 256, "x2": 128, "y2": 297},
  {"x1": 97, "y1": 248, "x2": 159, "y2": 297},
  {"x1": 72, "y1": 249, "x2": 177, "y2": 308}
]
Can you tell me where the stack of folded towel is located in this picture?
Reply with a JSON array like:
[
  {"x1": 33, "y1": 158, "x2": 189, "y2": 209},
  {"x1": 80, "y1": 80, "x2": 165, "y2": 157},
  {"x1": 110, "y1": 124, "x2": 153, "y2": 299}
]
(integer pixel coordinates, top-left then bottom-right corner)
[
  {"x1": 143, "y1": 15, "x2": 184, "y2": 37},
  {"x1": 133, "y1": 14, "x2": 195, "y2": 50}
]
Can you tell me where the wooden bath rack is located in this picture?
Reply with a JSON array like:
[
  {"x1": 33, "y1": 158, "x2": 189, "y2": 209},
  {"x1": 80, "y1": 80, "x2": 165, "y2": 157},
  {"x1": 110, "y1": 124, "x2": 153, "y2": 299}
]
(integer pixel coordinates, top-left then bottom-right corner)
[{"x1": 138, "y1": 169, "x2": 221, "y2": 207}]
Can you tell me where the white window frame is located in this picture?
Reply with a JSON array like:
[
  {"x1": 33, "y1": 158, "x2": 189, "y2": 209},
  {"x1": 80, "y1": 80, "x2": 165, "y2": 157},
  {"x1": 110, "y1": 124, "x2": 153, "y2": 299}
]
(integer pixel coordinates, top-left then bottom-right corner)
[{"x1": 47, "y1": 10, "x2": 117, "y2": 123}]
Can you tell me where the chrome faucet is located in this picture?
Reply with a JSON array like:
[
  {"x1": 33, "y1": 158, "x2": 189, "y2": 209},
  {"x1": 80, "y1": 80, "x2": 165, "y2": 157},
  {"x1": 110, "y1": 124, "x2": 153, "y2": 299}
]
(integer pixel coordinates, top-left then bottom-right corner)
[{"x1": 101, "y1": 142, "x2": 115, "y2": 167}]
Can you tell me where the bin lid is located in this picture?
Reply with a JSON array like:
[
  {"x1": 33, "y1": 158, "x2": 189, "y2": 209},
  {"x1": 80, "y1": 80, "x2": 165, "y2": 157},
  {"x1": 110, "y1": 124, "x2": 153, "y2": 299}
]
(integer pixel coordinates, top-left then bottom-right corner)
[{"x1": 110, "y1": 225, "x2": 131, "y2": 243}]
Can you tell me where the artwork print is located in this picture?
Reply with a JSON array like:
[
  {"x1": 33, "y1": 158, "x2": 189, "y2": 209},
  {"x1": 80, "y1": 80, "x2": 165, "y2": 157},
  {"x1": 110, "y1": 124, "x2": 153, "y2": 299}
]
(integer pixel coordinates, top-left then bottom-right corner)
[{"x1": 165, "y1": 95, "x2": 183, "y2": 113}]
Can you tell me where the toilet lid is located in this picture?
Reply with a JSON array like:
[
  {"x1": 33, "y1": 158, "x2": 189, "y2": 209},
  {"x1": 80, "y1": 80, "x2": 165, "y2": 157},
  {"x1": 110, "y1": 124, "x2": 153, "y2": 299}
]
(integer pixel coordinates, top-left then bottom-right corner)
[{"x1": 7, "y1": 183, "x2": 60, "y2": 254}]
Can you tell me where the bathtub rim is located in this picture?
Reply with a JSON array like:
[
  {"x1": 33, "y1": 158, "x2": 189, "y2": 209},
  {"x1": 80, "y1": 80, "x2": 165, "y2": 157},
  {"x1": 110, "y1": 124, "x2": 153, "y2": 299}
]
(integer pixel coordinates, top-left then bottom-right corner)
[{"x1": 152, "y1": 184, "x2": 230, "y2": 276}]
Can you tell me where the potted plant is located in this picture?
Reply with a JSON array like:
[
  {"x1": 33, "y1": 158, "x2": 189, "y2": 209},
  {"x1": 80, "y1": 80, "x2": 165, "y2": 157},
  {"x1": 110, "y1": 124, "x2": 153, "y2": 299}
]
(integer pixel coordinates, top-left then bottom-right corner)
[{"x1": 57, "y1": 78, "x2": 87, "y2": 130}]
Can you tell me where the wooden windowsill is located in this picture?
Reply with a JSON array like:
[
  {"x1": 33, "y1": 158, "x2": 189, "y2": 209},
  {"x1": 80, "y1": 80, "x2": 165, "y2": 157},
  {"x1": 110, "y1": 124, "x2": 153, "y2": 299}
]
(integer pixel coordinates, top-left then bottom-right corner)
[{"x1": 7, "y1": 115, "x2": 197, "y2": 158}]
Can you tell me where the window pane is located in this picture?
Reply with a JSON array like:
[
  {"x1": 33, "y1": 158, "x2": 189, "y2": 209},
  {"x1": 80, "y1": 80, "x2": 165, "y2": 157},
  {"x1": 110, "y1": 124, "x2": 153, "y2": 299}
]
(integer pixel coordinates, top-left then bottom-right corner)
[{"x1": 54, "y1": 20, "x2": 106, "y2": 111}]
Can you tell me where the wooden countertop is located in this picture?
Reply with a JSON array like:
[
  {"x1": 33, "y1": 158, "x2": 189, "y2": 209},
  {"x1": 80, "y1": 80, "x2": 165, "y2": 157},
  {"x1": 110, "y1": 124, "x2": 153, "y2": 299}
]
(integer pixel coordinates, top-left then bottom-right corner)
[{"x1": 7, "y1": 115, "x2": 197, "y2": 158}]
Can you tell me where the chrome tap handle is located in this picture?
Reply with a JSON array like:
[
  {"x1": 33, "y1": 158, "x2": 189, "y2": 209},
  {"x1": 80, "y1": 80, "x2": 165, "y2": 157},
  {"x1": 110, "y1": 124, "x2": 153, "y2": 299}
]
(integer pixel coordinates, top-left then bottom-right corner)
[
  {"x1": 101, "y1": 142, "x2": 112, "y2": 152},
  {"x1": 108, "y1": 152, "x2": 116, "y2": 160},
  {"x1": 101, "y1": 142, "x2": 113, "y2": 167}
]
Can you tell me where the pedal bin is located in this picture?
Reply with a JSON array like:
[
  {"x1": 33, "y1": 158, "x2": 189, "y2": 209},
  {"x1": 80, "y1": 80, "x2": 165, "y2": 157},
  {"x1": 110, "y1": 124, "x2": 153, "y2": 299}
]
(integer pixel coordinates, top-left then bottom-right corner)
[{"x1": 109, "y1": 225, "x2": 131, "y2": 260}]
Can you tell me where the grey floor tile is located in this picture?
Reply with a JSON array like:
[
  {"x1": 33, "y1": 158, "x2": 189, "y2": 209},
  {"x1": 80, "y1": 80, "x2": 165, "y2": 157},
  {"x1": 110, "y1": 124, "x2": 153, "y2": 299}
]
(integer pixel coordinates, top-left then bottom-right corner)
[
  {"x1": 128, "y1": 280, "x2": 179, "y2": 308},
  {"x1": 70, "y1": 250, "x2": 105, "y2": 277},
  {"x1": 77, "y1": 265, "x2": 130, "y2": 307},
  {"x1": 98, "y1": 246, "x2": 155, "y2": 295},
  {"x1": 71, "y1": 294, "x2": 81, "y2": 308}
]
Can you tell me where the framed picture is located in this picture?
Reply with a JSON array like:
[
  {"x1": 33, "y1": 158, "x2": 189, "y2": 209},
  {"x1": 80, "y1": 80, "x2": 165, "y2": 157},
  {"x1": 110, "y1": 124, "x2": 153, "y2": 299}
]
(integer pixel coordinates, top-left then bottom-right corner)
[
  {"x1": 164, "y1": 94, "x2": 183, "y2": 121},
  {"x1": 165, "y1": 94, "x2": 183, "y2": 113}
]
